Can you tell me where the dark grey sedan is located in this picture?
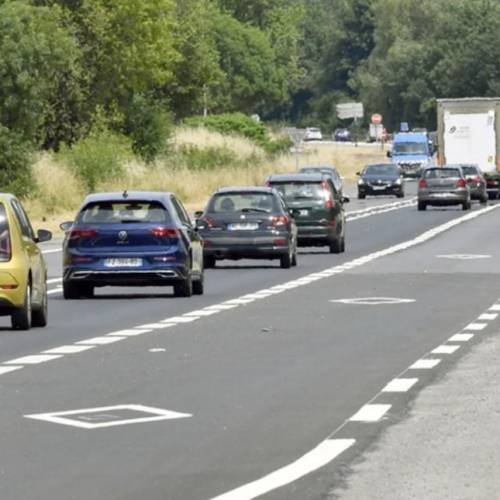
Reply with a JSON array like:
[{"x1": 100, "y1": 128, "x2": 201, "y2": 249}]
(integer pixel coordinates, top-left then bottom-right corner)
[
  {"x1": 195, "y1": 187, "x2": 298, "y2": 269},
  {"x1": 418, "y1": 166, "x2": 471, "y2": 211},
  {"x1": 357, "y1": 163, "x2": 405, "y2": 198},
  {"x1": 459, "y1": 164, "x2": 488, "y2": 204}
]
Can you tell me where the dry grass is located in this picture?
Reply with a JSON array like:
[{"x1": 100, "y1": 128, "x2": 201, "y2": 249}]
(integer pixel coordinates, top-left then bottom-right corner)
[{"x1": 25, "y1": 128, "x2": 387, "y2": 233}]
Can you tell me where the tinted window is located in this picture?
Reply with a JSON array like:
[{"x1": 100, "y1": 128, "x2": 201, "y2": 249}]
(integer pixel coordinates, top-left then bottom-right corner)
[
  {"x1": 460, "y1": 166, "x2": 478, "y2": 175},
  {"x1": 208, "y1": 193, "x2": 279, "y2": 214},
  {"x1": 271, "y1": 182, "x2": 329, "y2": 202},
  {"x1": 424, "y1": 168, "x2": 461, "y2": 179},
  {"x1": 393, "y1": 142, "x2": 427, "y2": 154},
  {"x1": 364, "y1": 165, "x2": 399, "y2": 175},
  {"x1": 11, "y1": 200, "x2": 34, "y2": 239},
  {"x1": 170, "y1": 197, "x2": 190, "y2": 225},
  {"x1": 0, "y1": 204, "x2": 11, "y2": 262},
  {"x1": 79, "y1": 201, "x2": 170, "y2": 224}
]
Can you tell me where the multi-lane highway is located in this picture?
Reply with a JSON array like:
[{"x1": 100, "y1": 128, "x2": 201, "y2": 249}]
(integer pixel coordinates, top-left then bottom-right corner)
[{"x1": 1, "y1": 182, "x2": 498, "y2": 500}]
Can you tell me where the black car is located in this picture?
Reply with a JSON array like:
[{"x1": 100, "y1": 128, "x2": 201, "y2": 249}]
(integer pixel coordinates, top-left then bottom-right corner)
[
  {"x1": 334, "y1": 128, "x2": 351, "y2": 142},
  {"x1": 266, "y1": 173, "x2": 348, "y2": 253},
  {"x1": 357, "y1": 164, "x2": 405, "y2": 199},
  {"x1": 61, "y1": 191, "x2": 204, "y2": 298},
  {"x1": 195, "y1": 187, "x2": 298, "y2": 269},
  {"x1": 299, "y1": 165, "x2": 343, "y2": 196}
]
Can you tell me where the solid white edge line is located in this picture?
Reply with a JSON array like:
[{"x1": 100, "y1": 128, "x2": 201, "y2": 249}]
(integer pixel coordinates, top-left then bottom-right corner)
[
  {"x1": 349, "y1": 404, "x2": 391, "y2": 422},
  {"x1": 210, "y1": 439, "x2": 355, "y2": 500},
  {"x1": 46, "y1": 278, "x2": 62, "y2": 284},
  {"x1": 43, "y1": 345, "x2": 95, "y2": 355},
  {"x1": 0, "y1": 365, "x2": 23, "y2": 375},
  {"x1": 4, "y1": 354, "x2": 63, "y2": 365},
  {"x1": 382, "y1": 378, "x2": 418, "y2": 393},
  {"x1": 47, "y1": 288, "x2": 63, "y2": 295},
  {"x1": 76, "y1": 336, "x2": 125, "y2": 345}
]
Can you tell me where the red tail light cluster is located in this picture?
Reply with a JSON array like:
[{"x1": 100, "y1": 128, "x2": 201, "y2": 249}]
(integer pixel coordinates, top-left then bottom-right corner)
[
  {"x1": 69, "y1": 228, "x2": 98, "y2": 240},
  {"x1": 456, "y1": 178, "x2": 466, "y2": 188},
  {"x1": 321, "y1": 181, "x2": 335, "y2": 209},
  {"x1": 271, "y1": 215, "x2": 289, "y2": 227},
  {"x1": 150, "y1": 227, "x2": 179, "y2": 238},
  {"x1": 198, "y1": 217, "x2": 215, "y2": 229},
  {"x1": 418, "y1": 178, "x2": 428, "y2": 189}
]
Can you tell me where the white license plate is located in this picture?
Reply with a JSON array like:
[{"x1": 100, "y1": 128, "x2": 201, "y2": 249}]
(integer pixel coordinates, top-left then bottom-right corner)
[
  {"x1": 372, "y1": 186, "x2": 386, "y2": 191},
  {"x1": 104, "y1": 258, "x2": 143, "y2": 268},
  {"x1": 228, "y1": 223, "x2": 258, "y2": 231},
  {"x1": 299, "y1": 209, "x2": 309, "y2": 216}
]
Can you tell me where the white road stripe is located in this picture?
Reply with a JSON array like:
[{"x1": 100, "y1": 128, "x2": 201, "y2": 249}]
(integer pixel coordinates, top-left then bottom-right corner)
[
  {"x1": 449, "y1": 333, "x2": 474, "y2": 342},
  {"x1": 163, "y1": 316, "x2": 198, "y2": 323},
  {"x1": 184, "y1": 310, "x2": 220, "y2": 317},
  {"x1": 210, "y1": 439, "x2": 355, "y2": 500},
  {"x1": 46, "y1": 278, "x2": 62, "y2": 284},
  {"x1": 382, "y1": 378, "x2": 418, "y2": 393},
  {"x1": 488, "y1": 304, "x2": 500, "y2": 312},
  {"x1": 464, "y1": 322, "x2": 487, "y2": 331},
  {"x1": 431, "y1": 345, "x2": 461, "y2": 355},
  {"x1": 135, "y1": 323, "x2": 169, "y2": 330},
  {"x1": 203, "y1": 304, "x2": 238, "y2": 311},
  {"x1": 43, "y1": 345, "x2": 95, "y2": 355},
  {"x1": 0, "y1": 366, "x2": 23, "y2": 375},
  {"x1": 478, "y1": 313, "x2": 498, "y2": 321},
  {"x1": 4, "y1": 354, "x2": 63, "y2": 365},
  {"x1": 350, "y1": 404, "x2": 391, "y2": 422},
  {"x1": 409, "y1": 359, "x2": 441, "y2": 370},
  {"x1": 76, "y1": 336, "x2": 125, "y2": 345},
  {"x1": 106, "y1": 329, "x2": 152, "y2": 337},
  {"x1": 47, "y1": 288, "x2": 62, "y2": 295}
]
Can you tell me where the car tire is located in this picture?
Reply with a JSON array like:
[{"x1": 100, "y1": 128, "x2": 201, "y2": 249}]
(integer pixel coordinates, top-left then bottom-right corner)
[
  {"x1": 32, "y1": 287, "x2": 48, "y2": 327},
  {"x1": 462, "y1": 201, "x2": 471, "y2": 211},
  {"x1": 63, "y1": 281, "x2": 83, "y2": 300},
  {"x1": 11, "y1": 283, "x2": 32, "y2": 331},
  {"x1": 340, "y1": 236, "x2": 346, "y2": 253},
  {"x1": 174, "y1": 275, "x2": 193, "y2": 297},
  {"x1": 280, "y1": 251, "x2": 292, "y2": 269},
  {"x1": 358, "y1": 192, "x2": 366, "y2": 199},
  {"x1": 204, "y1": 255, "x2": 216, "y2": 269},
  {"x1": 397, "y1": 192, "x2": 405, "y2": 198},
  {"x1": 291, "y1": 248, "x2": 298, "y2": 267},
  {"x1": 329, "y1": 238, "x2": 342, "y2": 254},
  {"x1": 192, "y1": 274, "x2": 204, "y2": 295},
  {"x1": 480, "y1": 194, "x2": 488, "y2": 204},
  {"x1": 417, "y1": 202, "x2": 427, "y2": 211}
]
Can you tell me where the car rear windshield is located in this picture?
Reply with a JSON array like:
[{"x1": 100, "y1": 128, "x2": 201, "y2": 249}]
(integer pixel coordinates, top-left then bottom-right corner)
[
  {"x1": 271, "y1": 182, "x2": 325, "y2": 202},
  {"x1": 0, "y1": 204, "x2": 11, "y2": 262},
  {"x1": 78, "y1": 201, "x2": 170, "y2": 224},
  {"x1": 424, "y1": 168, "x2": 461, "y2": 179},
  {"x1": 460, "y1": 166, "x2": 478, "y2": 176},
  {"x1": 207, "y1": 193, "x2": 279, "y2": 214},
  {"x1": 364, "y1": 165, "x2": 399, "y2": 175}
]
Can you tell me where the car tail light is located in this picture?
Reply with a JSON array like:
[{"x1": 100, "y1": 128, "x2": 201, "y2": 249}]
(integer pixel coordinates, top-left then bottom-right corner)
[
  {"x1": 69, "y1": 228, "x2": 98, "y2": 240},
  {"x1": 321, "y1": 181, "x2": 335, "y2": 209},
  {"x1": 203, "y1": 239, "x2": 212, "y2": 247},
  {"x1": 71, "y1": 255, "x2": 92, "y2": 263},
  {"x1": 150, "y1": 227, "x2": 179, "y2": 238},
  {"x1": 273, "y1": 238, "x2": 287, "y2": 246},
  {"x1": 0, "y1": 284, "x2": 18, "y2": 290},
  {"x1": 271, "y1": 215, "x2": 289, "y2": 227},
  {"x1": 198, "y1": 217, "x2": 215, "y2": 229},
  {"x1": 418, "y1": 178, "x2": 428, "y2": 189},
  {"x1": 456, "y1": 178, "x2": 466, "y2": 188}
]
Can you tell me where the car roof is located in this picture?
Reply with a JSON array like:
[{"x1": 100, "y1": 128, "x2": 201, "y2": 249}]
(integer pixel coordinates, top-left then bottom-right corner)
[
  {"x1": 300, "y1": 165, "x2": 337, "y2": 172},
  {"x1": 214, "y1": 186, "x2": 274, "y2": 195},
  {"x1": 364, "y1": 163, "x2": 398, "y2": 169},
  {"x1": 267, "y1": 173, "x2": 326, "y2": 182},
  {"x1": 393, "y1": 132, "x2": 428, "y2": 142},
  {"x1": 82, "y1": 191, "x2": 173, "y2": 204}
]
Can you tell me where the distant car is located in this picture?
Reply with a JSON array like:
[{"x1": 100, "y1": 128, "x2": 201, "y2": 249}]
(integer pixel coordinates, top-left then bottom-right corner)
[
  {"x1": 357, "y1": 164, "x2": 405, "y2": 199},
  {"x1": 459, "y1": 164, "x2": 488, "y2": 204},
  {"x1": 195, "y1": 187, "x2": 297, "y2": 269},
  {"x1": 266, "y1": 173, "x2": 348, "y2": 253},
  {"x1": 61, "y1": 191, "x2": 204, "y2": 298},
  {"x1": 0, "y1": 194, "x2": 52, "y2": 330},
  {"x1": 299, "y1": 165, "x2": 343, "y2": 195},
  {"x1": 418, "y1": 166, "x2": 470, "y2": 211},
  {"x1": 484, "y1": 175, "x2": 500, "y2": 200},
  {"x1": 304, "y1": 127, "x2": 323, "y2": 141},
  {"x1": 333, "y1": 128, "x2": 351, "y2": 142}
]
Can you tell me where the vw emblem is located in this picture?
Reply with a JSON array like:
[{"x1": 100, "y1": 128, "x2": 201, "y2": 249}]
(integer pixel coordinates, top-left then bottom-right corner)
[{"x1": 118, "y1": 230, "x2": 128, "y2": 241}]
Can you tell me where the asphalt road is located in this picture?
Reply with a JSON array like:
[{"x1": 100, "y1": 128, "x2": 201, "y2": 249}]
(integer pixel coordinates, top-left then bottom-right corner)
[{"x1": 0, "y1": 183, "x2": 498, "y2": 500}]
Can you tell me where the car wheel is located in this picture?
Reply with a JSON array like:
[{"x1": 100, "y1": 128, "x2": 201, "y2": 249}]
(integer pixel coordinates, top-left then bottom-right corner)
[
  {"x1": 32, "y1": 286, "x2": 48, "y2": 327},
  {"x1": 480, "y1": 194, "x2": 488, "y2": 204},
  {"x1": 11, "y1": 283, "x2": 32, "y2": 330},
  {"x1": 192, "y1": 274, "x2": 204, "y2": 295},
  {"x1": 291, "y1": 247, "x2": 298, "y2": 267},
  {"x1": 174, "y1": 275, "x2": 193, "y2": 297},
  {"x1": 340, "y1": 236, "x2": 346, "y2": 253},
  {"x1": 417, "y1": 202, "x2": 427, "y2": 211},
  {"x1": 280, "y1": 251, "x2": 292, "y2": 269},
  {"x1": 462, "y1": 201, "x2": 471, "y2": 210},
  {"x1": 329, "y1": 238, "x2": 342, "y2": 254},
  {"x1": 63, "y1": 281, "x2": 82, "y2": 300},
  {"x1": 358, "y1": 192, "x2": 366, "y2": 199},
  {"x1": 204, "y1": 255, "x2": 216, "y2": 269},
  {"x1": 397, "y1": 192, "x2": 405, "y2": 198}
]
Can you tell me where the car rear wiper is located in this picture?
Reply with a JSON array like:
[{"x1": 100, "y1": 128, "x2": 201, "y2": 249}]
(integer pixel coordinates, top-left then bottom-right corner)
[{"x1": 239, "y1": 208, "x2": 269, "y2": 213}]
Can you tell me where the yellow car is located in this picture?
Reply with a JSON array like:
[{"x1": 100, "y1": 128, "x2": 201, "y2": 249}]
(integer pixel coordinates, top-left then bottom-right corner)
[{"x1": 0, "y1": 194, "x2": 52, "y2": 330}]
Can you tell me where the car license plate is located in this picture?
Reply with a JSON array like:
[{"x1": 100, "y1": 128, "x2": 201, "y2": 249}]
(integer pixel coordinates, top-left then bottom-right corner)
[
  {"x1": 298, "y1": 209, "x2": 309, "y2": 216},
  {"x1": 104, "y1": 258, "x2": 143, "y2": 268},
  {"x1": 228, "y1": 223, "x2": 258, "y2": 231},
  {"x1": 372, "y1": 186, "x2": 386, "y2": 191}
]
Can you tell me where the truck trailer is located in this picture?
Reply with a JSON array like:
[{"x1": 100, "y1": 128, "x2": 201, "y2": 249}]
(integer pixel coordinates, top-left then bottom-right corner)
[{"x1": 436, "y1": 98, "x2": 500, "y2": 199}]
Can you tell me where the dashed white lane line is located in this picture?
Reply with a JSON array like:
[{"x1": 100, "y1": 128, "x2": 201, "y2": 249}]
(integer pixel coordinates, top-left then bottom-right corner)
[
  {"x1": 409, "y1": 359, "x2": 441, "y2": 370},
  {"x1": 349, "y1": 404, "x2": 391, "y2": 422},
  {"x1": 0, "y1": 366, "x2": 23, "y2": 375},
  {"x1": 106, "y1": 328, "x2": 152, "y2": 337},
  {"x1": 43, "y1": 345, "x2": 95, "y2": 355},
  {"x1": 464, "y1": 322, "x2": 487, "y2": 331},
  {"x1": 489, "y1": 304, "x2": 500, "y2": 312},
  {"x1": 431, "y1": 345, "x2": 461, "y2": 355},
  {"x1": 449, "y1": 333, "x2": 474, "y2": 342},
  {"x1": 136, "y1": 323, "x2": 168, "y2": 330},
  {"x1": 162, "y1": 316, "x2": 199, "y2": 324},
  {"x1": 76, "y1": 336, "x2": 125, "y2": 345},
  {"x1": 4, "y1": 354, "x2": 63, "y2": 365},
  {"x1": 382, "y1": 378, "x2": 418, "y2": 393},
  {"x1": 184, "y1": 310, "x2": 219, "y2": 317},
  {"x1": 210, "y1": 439, "x2": 355, "y2": 500},
  {"x1": 47, "y1": 288, "x2": 62, "y2": 295},
  {"x1": 479, "y1": 313, "x2": 498, "y2": 321},
  {"x1": 46, "y1": 278, "x2": 62, "y2": 284}
]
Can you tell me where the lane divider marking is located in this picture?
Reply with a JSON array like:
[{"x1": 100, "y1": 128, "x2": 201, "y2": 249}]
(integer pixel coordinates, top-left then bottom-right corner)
[
  {"x1": 464, "y1": 322, "x2": 487, "y2": 331},
  {"x1": 0, "y1": 366, "x2": 23, "y2": 375},
  {"x1": 449, "y1": 333, "x2": 474, "y2": 342},
  {"x1": 76, "y1": 336, "x2": 125, "y2": 345},
  {"x1": 410, "y1": 359, "x2": 441, "y2": 370},
  {"x1": 431, "y1": 345, "x2": 461, "y2": 355},
  {"x1": 489, "y1": 304, "x2": 500, "y2": 312},
  {"x1": 478, "y1": 313, "x2": 497, "y2": 321},
  {"x1": 43, "y1": 345, "x2": 95, "y2": 355},
  {"x1": 4, "y1": 354, "x2": 63, "y2": 365},
  {"x1": 382, "y1": 378, "x2": 418, "y2": 393},
  {"x1": 349, "y1": 404, "x2": 391, "y2": 422}
]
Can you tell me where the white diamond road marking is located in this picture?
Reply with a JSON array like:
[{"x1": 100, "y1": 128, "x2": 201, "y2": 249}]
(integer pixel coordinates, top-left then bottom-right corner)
[
  {"x1": 382, "y1": 378, "x2": 418, "y2": 393},
  {"x1": 209, "y1": 439, "x2": 355, "y2": 500},
  {"x1": 431, "y1": 345, "x2": 461, "y2": 355},
  {"x1": 43, "y1": 345, "x2": 95, "y2": 355},
  {"x1": 464, "y1": 322, "x2": 487, "y2": 331},
  {"x1": 478, "y1": 313, "x2": 498, "y2": 321},
  {"x1": 350, "y1": 404, "x2": 391, "y2": 422},
  {"x1": 409, "y1": 359, "x2": 441, "y2": 370},
  {"x1": 0, "y1": 366, "x2": 23, "y2": 375},
  {"x1": 449, "y1": 333, "x2": 474, "y2": 342},
  {"x1": 76, "y1": 336, "x2": 125, "y2": 345},
  {"x1": 24, "y1": 404, "x2": 192, "y2": 429},
  {"x1": 330, "y1": 297, "x2": 415, "y2": 306},
  {"x1": 4, "y1": 354, "x2": 62, "y2": 365}
]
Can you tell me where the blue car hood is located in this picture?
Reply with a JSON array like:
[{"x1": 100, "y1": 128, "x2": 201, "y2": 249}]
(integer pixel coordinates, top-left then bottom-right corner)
[{"x1": 392, "y1": 154, "x2": 428, "y2": 163}]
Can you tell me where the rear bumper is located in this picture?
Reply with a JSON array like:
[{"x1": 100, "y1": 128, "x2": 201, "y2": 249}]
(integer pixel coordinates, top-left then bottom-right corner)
[
  {"x1": 359, "y1": 185, "x2": 403, "y2": 196},
  {"x1": 296, "y1": 225, "x2": 336, "y2": 246},
  {"x1": 418, "y1": 191, "x2": 468, "y2": 205}
]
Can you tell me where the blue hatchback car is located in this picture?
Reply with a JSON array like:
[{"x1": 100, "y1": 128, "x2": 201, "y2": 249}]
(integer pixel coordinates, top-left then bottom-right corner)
[{"x1": 60, "y1": 191, "x2": 204, "y2": 299}]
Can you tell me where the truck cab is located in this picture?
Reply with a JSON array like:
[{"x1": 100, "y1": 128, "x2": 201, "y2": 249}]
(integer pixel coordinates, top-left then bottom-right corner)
[{"x1": 388, "y1": 132, "x2": 433, "y2": 178}]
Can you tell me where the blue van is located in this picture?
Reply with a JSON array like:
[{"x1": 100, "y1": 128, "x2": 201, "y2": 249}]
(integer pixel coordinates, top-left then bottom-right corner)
[{"x1": 388, "y1": 132, "x2": 434, "y2": 177}]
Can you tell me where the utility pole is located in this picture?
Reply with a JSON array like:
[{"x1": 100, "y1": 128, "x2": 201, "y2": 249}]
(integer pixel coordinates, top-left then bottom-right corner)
[{"x1": 203, "y1": 85, "x2": 208, "y2": 117}]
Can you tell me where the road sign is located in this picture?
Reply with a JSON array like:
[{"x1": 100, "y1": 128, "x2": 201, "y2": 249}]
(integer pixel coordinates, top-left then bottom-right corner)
[
  {"x1": 336, "y1": 102, "x2": 364, "y2": 120},
  {"x1": 371, "y1": 113, "x2": 382, "y2": 125}
]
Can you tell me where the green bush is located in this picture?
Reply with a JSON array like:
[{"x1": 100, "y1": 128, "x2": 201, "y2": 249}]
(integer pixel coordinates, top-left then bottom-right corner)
[
  {"x1": 124, "y1": 94, "x2": 173, "y2": 163},
  {"x1": 0, "y1": 126, "x2": 33, "y2": 197},
  {"x1": 58, "y1": 128, "x2": 132, "y2": 191},
  {"x1": 177, "y1": 144, "x2": 237, "y2": 170},
  {"x1": 184, "y1": 113, "x2": 291, "y2": 155}
]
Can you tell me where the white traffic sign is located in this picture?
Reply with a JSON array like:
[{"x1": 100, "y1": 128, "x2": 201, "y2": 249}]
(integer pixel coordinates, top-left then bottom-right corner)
[
  {"x1": 330, "y1": 297, "x2": 416, "y2": 306},
  {"x1": 336, "y1": 102, "x2": 364, "y2": 120}
]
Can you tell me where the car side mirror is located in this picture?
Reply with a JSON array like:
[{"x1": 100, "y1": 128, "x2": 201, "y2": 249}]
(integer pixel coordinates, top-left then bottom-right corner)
[
  {"x1": 36, "y1": 229, "x2": 52, "y2": 243},
  {"x1": 194, "y1": 210, "x2": 203, "y2": 219},
  {"x1": 60, "y1": 221, "x2": 73, "y2": 232},
  {"x1": 386, "y1": 150, "x2": 392, "y2": 158},
  {"x1": 342, "y1": 196, "x2": 350, "y2": 204}
]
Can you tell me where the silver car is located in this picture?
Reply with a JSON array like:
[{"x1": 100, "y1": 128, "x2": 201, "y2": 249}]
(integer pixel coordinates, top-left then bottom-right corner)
[
  {"x1": 418, "y1": 166, "x2": 470, "y2": 211},
  {"x1": 459, "y1": 164, "x2": 488, "y2": 204}
]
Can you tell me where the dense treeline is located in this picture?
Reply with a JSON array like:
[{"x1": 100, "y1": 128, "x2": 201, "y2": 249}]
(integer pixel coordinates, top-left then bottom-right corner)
[{"x1": 0, "y1": 0, "x2": 499, "y2": 173}]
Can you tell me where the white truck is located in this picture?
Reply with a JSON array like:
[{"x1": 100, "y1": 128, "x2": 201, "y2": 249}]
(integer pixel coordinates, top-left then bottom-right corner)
[{"x1": 436, "y1": 98, "x2": 500, "y2": 199}]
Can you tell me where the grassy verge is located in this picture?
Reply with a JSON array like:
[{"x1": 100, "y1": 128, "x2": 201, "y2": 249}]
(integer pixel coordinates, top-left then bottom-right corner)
[{"x1": 24, "y1": 128, "x2": 387, "y2": 235}]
